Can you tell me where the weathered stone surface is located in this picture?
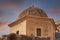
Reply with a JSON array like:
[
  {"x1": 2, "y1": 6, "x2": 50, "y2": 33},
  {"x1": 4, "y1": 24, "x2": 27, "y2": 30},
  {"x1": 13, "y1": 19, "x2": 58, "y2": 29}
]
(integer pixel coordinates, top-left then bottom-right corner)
[
  {"x1": 18, "y1": 6, "x2": 48, "y2": 20},
  {"x1": 8, "y1": 6, "x2": 55, "y2": 40}
]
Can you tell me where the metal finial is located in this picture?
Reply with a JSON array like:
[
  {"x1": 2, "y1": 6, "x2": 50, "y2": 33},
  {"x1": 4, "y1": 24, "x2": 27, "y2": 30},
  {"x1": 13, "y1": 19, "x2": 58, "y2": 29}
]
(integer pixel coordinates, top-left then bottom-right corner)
[
  {"x1": 31, "y1": 5, "x2": 35, "y2": 8},
  {"x1": 32, "y1": 5, "x2": 34, "y2": 7}
]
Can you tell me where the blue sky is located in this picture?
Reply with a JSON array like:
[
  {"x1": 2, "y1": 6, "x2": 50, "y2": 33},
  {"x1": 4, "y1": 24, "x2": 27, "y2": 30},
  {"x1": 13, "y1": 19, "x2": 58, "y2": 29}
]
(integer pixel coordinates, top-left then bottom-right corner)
[{"x1": 0, "y1": 0, "x2": 60, "y2": 35}]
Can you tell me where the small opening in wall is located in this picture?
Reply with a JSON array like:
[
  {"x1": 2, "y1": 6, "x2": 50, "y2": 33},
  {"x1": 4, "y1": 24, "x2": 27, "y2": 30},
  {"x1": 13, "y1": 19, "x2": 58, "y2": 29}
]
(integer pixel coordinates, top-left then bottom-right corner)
[{"x1": 36, "y1": 28, "x2": 41, "y2": 36}]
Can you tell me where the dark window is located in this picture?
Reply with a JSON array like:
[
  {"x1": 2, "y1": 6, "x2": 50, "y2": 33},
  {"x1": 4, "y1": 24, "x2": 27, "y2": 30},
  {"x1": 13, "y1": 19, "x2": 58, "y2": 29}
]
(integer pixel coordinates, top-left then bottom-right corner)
[{"x1": 37, "y1": 28, "x2": 41, "y2": 36}]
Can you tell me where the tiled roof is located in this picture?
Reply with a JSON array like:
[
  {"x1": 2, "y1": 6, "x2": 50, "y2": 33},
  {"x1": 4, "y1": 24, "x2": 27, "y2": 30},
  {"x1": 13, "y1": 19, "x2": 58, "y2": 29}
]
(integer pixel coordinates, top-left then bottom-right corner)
[{"x1": 18, "y1": 6, "x2": 48, "y2": 20}]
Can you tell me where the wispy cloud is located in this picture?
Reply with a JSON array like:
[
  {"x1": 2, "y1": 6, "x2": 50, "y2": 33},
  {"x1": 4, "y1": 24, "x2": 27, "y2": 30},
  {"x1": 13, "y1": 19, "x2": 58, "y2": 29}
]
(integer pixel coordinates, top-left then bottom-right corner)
[
  {"x1": 46, "y1": 6, "x2": 60, "y2": 17},
  {"x1": 0, "y1": 22, "x2": 9, "y2": 27},
  {"x1": 0, "y1": 4, "x2": 17, "y2": 9},
  {"x1": 47, "y1": 7, "x2": 60, "y2": 12},
  {"x1": 0, "y1": 30, "x2": 6, "y2": 32},
  {"x1": 0, "y1": 0, "x2": 25, "y2": 9}
]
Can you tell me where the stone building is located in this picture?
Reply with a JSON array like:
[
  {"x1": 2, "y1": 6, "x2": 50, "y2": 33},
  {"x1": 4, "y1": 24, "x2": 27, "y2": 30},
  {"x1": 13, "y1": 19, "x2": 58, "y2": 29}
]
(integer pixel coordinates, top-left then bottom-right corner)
[
  {"x1": 55, "y1": 20, "x2": 60, "y2": 38},
  {"x1": 8, "y1": 6, "x2": 55, "y2": 40},
  {"x1": 55, "y1": 20, "x2": 60, "y2": 33}
]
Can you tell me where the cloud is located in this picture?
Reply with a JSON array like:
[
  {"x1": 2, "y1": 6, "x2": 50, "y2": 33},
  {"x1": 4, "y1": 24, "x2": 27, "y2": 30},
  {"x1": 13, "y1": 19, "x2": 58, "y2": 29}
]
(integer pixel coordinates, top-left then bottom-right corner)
[
  {"x1": 0, "y1": 30, "x2": 6, "y2": 32},
  {"x1": 46, "y1": 6, "x2": 60, "y2": 17},
  {"x1": 0, "y1": 3, "x2": 18, "y2": 9},
  {"x1": 0, "y1": 10, "x2": 7, "y2": 17},
  {"x1": 13, "y1": 9, "x2": 20, "y2": 14},
  {"x1": 10, "y1": 0, "x2": 24, "y2": 4},
  {"x1": 0, "y1": 22, "x2": 9, "y2": 27},
  {"x1": 47, "y1": 7, "x2": 60, "y2": 12},
  {"x1": 0, "y1": 0, "x2": 24, "y2": 15},
  {"x1": 0, "y1": 0, "x2": 25, "y2": 9}
]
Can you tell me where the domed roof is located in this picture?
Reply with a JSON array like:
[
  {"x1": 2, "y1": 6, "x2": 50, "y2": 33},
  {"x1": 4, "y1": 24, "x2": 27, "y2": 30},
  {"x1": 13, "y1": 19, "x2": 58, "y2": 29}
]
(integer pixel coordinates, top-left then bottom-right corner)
[{"x1": 18, "y1": 6, "x2": 48, "y2": 19}]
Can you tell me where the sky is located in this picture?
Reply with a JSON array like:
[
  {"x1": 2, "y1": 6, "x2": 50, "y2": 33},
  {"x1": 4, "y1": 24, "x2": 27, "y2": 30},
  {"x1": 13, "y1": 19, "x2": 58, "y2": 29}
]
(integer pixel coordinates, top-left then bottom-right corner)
[{"x1": 0, "y1": 0, "x2": 60, "y2": 35}]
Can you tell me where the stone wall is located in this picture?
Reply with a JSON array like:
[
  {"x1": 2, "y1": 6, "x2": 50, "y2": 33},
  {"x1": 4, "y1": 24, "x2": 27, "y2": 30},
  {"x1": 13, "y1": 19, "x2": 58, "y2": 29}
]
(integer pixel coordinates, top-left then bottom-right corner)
[{"x1": 20, "y1": 35, "x2": 50, "y2": 40}]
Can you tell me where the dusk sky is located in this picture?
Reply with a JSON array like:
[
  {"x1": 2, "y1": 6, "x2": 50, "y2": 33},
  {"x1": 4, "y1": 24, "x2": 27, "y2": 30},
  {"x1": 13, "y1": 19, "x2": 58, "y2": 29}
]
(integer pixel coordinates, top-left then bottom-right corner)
[{"x1": 0, "y1": 0, "x2": 60, "y2": 35}]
